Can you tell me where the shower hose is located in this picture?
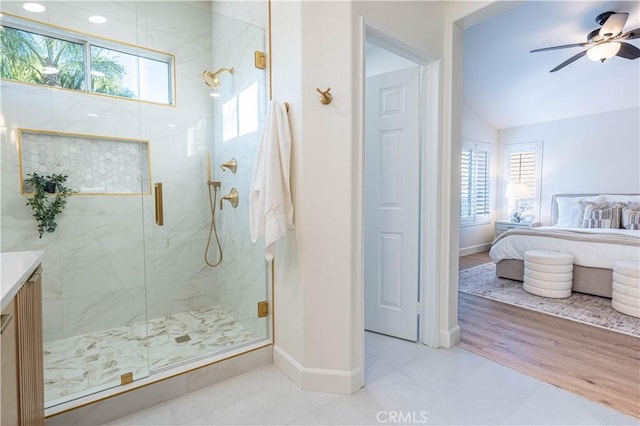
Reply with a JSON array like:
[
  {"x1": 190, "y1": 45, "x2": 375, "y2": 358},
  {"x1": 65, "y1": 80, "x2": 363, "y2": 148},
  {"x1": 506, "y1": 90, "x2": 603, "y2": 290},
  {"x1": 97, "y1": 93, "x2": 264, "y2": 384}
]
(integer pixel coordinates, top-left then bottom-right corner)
[{"x1": 204, "y1": 183, "x2": 223, "y2": 267}]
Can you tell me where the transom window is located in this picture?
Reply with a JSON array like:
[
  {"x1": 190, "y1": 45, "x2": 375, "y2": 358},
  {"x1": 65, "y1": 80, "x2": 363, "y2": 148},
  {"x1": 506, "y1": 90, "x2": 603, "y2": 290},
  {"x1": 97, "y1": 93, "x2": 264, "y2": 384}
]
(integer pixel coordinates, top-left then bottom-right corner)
[{"x1": 0, "y1": 15, "x2": 174, "y2": 105}]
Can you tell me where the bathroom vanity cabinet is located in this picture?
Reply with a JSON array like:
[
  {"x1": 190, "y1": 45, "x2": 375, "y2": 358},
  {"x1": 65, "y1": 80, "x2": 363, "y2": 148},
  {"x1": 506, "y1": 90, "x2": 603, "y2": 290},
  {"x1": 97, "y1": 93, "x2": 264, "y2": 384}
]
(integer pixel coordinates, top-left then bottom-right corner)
[
  {"x1": 2, "y1": 298, "x2": 19, "y2": 425},
  {"x1": 1, "y1": 252, "x2": 45, "y2": 426}
]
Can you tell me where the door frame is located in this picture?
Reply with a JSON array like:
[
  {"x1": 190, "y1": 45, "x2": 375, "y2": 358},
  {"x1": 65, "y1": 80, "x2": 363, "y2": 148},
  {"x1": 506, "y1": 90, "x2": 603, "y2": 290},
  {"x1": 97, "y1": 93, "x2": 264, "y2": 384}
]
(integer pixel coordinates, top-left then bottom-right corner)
[{"x1": 360, "y1": 18, "x2": 442, "y2": 354}]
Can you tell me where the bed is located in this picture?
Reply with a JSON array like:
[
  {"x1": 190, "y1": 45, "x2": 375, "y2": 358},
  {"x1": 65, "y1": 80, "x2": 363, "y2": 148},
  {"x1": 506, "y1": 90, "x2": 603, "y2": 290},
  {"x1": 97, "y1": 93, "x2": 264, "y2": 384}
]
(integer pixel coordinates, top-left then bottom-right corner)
[{"x1": 490, "y1": 194, "x2": 640, "y2": 298}]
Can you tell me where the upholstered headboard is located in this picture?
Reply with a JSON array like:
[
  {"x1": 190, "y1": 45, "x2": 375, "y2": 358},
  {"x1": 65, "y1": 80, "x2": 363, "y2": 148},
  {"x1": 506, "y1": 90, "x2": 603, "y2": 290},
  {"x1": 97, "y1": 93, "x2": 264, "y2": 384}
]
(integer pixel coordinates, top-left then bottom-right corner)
[{"x1": 550, "y1": 193, "x2": 640, "y2": 226}]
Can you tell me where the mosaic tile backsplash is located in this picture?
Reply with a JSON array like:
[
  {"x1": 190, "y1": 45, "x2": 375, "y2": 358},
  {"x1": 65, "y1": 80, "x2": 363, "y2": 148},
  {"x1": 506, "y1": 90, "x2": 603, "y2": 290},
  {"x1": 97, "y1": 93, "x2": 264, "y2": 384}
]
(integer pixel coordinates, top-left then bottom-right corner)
[{"x1": 20, "y1": 131, "x2": 151, "y2": 194}]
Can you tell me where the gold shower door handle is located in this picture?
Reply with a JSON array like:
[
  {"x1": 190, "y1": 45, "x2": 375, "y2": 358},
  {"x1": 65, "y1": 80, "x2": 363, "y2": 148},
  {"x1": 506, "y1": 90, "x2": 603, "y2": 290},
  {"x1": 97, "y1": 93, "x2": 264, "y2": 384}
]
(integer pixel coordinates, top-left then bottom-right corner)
[{"x1": 154, "y1": 183, "x2": 164, "y2": 226}]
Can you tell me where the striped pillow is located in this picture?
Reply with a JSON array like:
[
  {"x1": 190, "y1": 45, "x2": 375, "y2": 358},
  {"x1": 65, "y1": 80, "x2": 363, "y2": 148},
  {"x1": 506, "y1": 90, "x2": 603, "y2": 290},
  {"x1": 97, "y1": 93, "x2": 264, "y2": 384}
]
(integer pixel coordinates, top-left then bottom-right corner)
[
  {"x1": 576, "y1": 201, "x2": 611, "y2": 227},
  {"x1": 622, "y1": 206, "x2": 640, "y2": 230},
  {"x1": 580, "y1": 203, "x2": 623, "y2": 229}
]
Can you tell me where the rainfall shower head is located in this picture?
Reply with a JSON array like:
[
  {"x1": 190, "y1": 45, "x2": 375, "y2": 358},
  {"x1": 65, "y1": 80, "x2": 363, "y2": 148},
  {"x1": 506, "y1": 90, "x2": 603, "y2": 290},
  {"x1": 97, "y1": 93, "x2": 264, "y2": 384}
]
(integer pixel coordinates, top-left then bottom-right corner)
[{"x1": 202, "y1": 67, "x2": 235, "y2": 89}]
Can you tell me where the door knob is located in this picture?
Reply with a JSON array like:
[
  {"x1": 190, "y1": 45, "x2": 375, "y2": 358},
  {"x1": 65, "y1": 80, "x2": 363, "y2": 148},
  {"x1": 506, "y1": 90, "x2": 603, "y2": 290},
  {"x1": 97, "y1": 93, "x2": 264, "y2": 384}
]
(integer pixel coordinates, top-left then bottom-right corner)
[
  {"x1": 220, "y1": 187, "x2": 239, "y2": 210},
  {"x1": 220, "y1": 158, "x2": 237, "y2": 173}
]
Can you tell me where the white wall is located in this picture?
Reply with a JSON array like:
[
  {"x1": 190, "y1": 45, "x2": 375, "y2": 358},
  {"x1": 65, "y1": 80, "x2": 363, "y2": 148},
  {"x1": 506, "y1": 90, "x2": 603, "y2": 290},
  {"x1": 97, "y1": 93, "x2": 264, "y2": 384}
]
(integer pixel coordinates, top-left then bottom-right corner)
[
  {"x1": 271, "y1": 0, "x2": 358, "y2": 392},
  {"x1": 498, "y1": 107, "x2": 640, "y2": 225},
  {"x1": 270, "y1": 0, "x2": 489, "y2": 394},
  {"x1": 459, "y1": 103, "x2": 498, "y2": 255}
]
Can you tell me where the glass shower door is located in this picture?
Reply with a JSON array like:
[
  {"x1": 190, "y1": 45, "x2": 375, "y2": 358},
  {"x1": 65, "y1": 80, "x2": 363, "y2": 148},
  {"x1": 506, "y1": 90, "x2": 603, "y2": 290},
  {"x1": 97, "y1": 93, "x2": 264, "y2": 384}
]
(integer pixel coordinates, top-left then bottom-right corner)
[{"x1": 142, "y1": 8, "x2": 270, "y2": 372}]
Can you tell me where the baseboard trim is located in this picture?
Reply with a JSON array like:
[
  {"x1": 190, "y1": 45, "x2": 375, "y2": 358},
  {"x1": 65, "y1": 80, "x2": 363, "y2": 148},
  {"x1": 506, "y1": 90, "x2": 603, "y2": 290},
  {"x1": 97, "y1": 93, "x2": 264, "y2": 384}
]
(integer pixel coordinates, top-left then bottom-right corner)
[
  {"x1": 273, "y1": 345, "x2": 362, "y2": 394},
  {"x1": 440, "y1": 324, "x2": 460, "y2": 348},
  {"x1": 459, "y1": 243, "x2": 491, "y2": 257},
  {"x1": 273, "y1": 344, "x2": 303, "y2": 388}
]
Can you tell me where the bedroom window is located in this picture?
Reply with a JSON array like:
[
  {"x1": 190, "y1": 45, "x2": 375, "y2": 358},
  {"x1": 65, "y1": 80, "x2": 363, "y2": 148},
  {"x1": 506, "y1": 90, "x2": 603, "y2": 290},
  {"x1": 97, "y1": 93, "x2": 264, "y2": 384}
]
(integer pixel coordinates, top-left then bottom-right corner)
[
  {"x1": 460, "y1": 140, "x2": 492, "y2": 225},
  {"x1": 503, "y1": 142, "x2": 543, "y2": 220}
]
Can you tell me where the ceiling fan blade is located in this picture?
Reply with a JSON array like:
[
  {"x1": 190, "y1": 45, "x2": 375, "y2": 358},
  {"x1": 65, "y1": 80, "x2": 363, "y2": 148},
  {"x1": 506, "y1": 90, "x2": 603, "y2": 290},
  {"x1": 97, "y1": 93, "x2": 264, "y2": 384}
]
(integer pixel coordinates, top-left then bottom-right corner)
[
  {"x1": 616, "y1": 42, "x2": 640, "y2": 59},
  {"x1": 600, "y1": 12, "x2": 628, "y2": 38},
  {"x1": 530, "y1": 43, "x2": 586, "y2": 53},
  {"x1": 549, "y1": 50, "x2": 587, "y2": 72},
  {"x1": 618, "y1": 27, "x2": 640, "y2": 40}
]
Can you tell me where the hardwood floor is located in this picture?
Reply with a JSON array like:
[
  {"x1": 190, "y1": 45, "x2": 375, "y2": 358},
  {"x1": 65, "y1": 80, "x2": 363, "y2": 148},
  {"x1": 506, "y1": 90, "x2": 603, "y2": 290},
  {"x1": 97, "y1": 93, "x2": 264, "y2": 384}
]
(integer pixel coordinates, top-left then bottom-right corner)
[
  {"x1": 459, "y1": 251, "x2": 492, "y2": 270},
  {"x1": 458, "y1": 252, "x2": 640, "y2": 419}
]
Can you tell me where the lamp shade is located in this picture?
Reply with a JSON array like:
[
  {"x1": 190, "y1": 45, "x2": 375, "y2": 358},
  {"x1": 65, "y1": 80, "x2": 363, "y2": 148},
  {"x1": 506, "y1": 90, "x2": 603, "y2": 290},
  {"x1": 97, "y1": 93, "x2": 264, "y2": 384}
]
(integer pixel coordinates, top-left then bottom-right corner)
[
  {"x1": 586, "y1": 42, "x2": 620, "y2": 62},
  {"x1": 505, "y1": 183, "x2": 530, "y2": 199}
]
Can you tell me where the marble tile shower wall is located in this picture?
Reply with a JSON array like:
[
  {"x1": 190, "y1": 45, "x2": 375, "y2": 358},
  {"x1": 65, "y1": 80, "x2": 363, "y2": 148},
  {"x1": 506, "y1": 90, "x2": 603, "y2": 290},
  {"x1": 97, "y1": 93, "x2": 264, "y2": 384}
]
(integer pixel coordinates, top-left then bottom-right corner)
[
  {"x1": 0, "y1": 1, "x2": 220, "y2": 342},
  {"x1": 138, "y1": 1, "x2": 220, "y2": 326}
]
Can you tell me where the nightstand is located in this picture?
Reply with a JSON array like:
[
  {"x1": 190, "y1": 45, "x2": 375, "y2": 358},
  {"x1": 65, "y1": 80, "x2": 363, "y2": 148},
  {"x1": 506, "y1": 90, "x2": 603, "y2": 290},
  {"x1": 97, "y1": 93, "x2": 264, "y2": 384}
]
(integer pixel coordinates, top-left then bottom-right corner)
[{"x1": 494, "y1": 220, "x2": 540, "y2": 239}]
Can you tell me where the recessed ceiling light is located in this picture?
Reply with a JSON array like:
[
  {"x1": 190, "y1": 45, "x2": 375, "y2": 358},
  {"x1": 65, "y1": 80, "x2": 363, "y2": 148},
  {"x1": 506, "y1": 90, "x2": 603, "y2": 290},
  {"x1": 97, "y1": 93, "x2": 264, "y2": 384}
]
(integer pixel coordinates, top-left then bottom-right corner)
[
  {"x1": 90, "y1": 70, "x2": 105, "y2": 77},
  {"x1": 23, "y1": 3, "x2": 46, "y2": 13},
  {"x1": 88, "y1": 15, "x2": 107, "y2": 24},
  {"x1": 87, "y1": 113, "x2": 99, "y2": 118}
]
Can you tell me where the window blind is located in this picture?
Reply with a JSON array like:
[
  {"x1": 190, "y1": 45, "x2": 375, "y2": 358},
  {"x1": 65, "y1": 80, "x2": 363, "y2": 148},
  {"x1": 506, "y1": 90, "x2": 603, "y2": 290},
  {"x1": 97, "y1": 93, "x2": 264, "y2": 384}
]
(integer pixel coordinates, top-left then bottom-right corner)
[
  {"x1": 460, "y1": 145, "x2": 491, "y2": 223},
  {"x1": 508, "y1": 152, "x2": 536, "y2": 212}
]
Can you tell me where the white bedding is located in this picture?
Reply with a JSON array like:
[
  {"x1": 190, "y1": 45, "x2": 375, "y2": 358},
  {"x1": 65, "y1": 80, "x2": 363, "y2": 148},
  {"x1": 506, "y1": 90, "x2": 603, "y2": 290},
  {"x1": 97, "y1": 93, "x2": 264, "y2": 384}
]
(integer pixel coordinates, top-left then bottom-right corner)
[{"x1": 489, "y1": 226, "x2": 640, "y2": 269}]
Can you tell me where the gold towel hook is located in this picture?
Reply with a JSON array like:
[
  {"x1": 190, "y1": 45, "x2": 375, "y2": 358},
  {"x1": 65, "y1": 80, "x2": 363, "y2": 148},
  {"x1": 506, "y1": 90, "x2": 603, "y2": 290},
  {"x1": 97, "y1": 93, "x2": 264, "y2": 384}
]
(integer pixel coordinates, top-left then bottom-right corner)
[{"x1": 316, "y1": 87, "x2": 332, "y2": 105}]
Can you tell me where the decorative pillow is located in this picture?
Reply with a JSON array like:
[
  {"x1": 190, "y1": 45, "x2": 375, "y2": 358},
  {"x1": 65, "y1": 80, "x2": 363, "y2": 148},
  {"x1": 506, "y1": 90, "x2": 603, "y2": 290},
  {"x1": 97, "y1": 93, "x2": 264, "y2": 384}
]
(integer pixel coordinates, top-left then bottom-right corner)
[
  {"x1": 622, "y1": 206, "x2": 640, "y2": 230},
  {"x1": 575, "y1": 201, "x2": 610, "y2": 227},
  {"x1": 580, "y1": 202, "x2": 623, "y2": 229}
]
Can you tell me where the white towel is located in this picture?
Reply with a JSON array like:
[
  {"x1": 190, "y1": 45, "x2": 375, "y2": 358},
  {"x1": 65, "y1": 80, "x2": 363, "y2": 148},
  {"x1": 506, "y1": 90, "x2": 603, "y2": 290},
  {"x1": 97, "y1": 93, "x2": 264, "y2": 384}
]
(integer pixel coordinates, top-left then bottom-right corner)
[{"x1": 249, "y1": 100, "x2": 295, "y2": 260}]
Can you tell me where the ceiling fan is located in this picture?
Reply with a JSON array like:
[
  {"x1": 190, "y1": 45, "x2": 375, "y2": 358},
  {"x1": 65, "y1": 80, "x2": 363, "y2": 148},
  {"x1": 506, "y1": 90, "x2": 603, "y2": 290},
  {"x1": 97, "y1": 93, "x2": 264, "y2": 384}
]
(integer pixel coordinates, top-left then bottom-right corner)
[{"x1": 531, "y1": 11, "x2": 640, "y2": 72}]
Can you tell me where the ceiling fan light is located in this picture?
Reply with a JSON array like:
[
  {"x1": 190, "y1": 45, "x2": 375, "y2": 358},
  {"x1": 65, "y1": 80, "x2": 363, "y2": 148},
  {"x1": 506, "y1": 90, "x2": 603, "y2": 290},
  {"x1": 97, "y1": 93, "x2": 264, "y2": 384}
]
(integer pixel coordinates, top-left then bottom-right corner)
[{"x1": 587, "y1": 42, "x2": 621, "y2": 62}]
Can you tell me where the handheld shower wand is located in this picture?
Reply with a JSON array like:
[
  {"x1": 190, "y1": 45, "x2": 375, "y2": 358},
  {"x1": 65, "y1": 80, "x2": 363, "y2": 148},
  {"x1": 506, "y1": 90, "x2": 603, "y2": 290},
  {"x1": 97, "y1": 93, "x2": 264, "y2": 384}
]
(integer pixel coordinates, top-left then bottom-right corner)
[{"x1": 204, "y1": 153, "x2": 223, "y2": 267}]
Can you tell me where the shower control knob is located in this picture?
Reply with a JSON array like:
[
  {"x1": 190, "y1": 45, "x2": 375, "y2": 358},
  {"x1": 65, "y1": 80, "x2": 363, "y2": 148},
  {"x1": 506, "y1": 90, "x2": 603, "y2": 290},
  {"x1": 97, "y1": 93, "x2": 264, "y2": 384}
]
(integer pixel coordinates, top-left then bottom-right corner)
[
  {"x1": 220, "y1": 187, "x2": 239, "y2": 210},
  {"x1": 220, "y1": 158, "x2": 237, "y2": 173}
]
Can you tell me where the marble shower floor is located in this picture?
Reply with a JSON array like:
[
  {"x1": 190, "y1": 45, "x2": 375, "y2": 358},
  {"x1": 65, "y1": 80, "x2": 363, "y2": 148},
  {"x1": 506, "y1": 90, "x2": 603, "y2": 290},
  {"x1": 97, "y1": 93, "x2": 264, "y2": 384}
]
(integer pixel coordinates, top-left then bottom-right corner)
[{"x1": 44, "y1": 305, "x2": 255, "y2": 407}]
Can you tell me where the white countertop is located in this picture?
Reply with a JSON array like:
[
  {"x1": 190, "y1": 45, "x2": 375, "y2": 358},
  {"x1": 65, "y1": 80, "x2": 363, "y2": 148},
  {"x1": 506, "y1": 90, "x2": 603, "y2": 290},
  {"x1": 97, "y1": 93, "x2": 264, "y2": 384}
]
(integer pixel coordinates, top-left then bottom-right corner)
[{"x1": 1, "y1": 251, "x2": 44, "y2": 311}]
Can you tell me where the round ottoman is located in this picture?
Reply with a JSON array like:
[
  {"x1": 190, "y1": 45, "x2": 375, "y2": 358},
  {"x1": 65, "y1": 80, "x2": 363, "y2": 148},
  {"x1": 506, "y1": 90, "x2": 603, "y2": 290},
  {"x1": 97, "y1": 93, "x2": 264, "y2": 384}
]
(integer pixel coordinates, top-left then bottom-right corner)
[
  {"x1": 523, "y1": 250, "x2": 574, "y2": 298},
  {"x1": 611, "y1": 260, "x2": 640, "y2": 318}
]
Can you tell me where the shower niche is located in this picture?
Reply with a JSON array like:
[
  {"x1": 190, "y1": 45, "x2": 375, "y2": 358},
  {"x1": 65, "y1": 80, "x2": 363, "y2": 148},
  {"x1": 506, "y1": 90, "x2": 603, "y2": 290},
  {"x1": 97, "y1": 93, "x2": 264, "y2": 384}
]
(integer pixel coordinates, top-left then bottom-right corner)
[
  {"x1": 0, "y1": 0, "x2": 270, "y2": 410},
  {"x1": 19, "y1": 129, "x2": 151, "y2": 195}
]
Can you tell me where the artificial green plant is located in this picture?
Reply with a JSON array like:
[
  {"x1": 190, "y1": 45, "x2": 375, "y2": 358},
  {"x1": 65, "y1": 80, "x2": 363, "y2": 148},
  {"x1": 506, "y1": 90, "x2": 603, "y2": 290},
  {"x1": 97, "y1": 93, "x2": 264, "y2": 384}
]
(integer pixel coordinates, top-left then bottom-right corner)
[{"x1": 24, "y1": 172, "x2": 74, "y2": 238}]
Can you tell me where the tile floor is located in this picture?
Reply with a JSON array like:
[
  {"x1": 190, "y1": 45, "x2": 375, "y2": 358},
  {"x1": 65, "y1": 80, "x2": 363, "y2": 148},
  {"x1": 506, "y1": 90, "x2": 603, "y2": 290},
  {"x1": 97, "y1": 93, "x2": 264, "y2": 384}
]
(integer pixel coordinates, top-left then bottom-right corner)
[{"x1": 105, "y1": 332, "x2": 638, "y2": 425}]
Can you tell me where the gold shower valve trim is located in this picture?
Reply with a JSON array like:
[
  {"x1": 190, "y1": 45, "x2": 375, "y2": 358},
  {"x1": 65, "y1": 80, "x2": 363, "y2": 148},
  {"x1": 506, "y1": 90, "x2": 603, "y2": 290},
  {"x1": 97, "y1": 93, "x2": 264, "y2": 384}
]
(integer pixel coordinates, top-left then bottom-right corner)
[
  {"x1": 220, "y1": 158, "x2": 237, "y2": 173},
  {"x1": 220, "y1": 187, "x2": 239, "y2": 210}
]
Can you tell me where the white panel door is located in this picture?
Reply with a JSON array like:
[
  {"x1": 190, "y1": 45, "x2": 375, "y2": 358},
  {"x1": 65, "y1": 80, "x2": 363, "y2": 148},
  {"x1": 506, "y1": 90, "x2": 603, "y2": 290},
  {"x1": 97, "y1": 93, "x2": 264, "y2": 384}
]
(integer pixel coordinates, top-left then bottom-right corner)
[{"x1": 364, "y1": 66, "x2": 420, "y2": 341}]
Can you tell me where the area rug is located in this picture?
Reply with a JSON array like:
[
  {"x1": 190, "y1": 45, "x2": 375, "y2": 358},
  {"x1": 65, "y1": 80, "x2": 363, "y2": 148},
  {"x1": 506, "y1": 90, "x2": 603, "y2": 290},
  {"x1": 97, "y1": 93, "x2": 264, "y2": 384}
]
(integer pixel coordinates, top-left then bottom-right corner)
[{"x1": 459, "y1": 263, "x2": 639, "y2": 338}]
